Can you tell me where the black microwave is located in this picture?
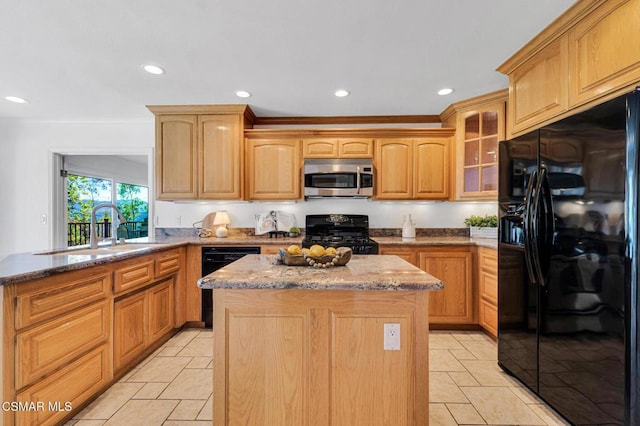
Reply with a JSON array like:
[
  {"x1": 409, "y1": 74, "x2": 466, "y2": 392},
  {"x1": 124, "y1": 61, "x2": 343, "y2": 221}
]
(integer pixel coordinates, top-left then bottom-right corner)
[{"x1": 304, "y1": 159, "x2": 373, "y2": 198}]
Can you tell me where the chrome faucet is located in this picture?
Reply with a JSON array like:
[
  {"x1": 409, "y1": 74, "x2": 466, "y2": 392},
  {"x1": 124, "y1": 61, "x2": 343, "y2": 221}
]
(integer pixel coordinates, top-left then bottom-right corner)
[{"x1": 90, "y1": 203, "x2": 126, "y2": 249}]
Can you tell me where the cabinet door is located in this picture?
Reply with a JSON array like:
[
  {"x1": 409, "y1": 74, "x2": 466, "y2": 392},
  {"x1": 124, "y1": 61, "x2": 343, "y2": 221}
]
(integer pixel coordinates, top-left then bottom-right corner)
[
  {"x1": 155, "y1": 115, "x2": 198, "y2": 200},
  {"x1": 199, "y1": 115, "x2": 243, "y2": 199},
  {"x1": 414, "y1": 138, "x2": 449, "y2": 199},
  {"x1": 379, "y1": 246, "x2": 417, "y2": 266},
  {"x1": 303, "y1": 138, "x2": 338, "y2": 158},
  {"x1": 148, "y1": 279, "x2": 174, "y2": 343},
  {"x1": 418, "y1": 250, "x2": 473, "y2": 324},
  {"x1": 338, "y1": 138, "x2": 373, "y2": 158},
  {"x1": 508, "y1": 36, "x2": 568, "y2": 135},
  {"x1": 113, "y1": 292, "x2": 147, "y2": 372},
  {"x1": 246, "y1": 139, "x2": 301, "y2": 200},
  {"x1": 568, "y1": 0, "x2": 640, "y2": 107},
  {"x1": 374, "y1": 139, "x2": 412, "y2": 199}
]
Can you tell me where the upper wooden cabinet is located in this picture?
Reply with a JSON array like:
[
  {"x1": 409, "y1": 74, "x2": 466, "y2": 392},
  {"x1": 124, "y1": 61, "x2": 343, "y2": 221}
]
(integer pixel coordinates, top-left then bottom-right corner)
[
  {"x1": 245, "y1": 138, "x2": 302, "y2": 200},
  {"x1": 498, "y1": 0, "x2": 640, "y2": 136},
  {"x1": 568, "y1": 0, "x2": 640, "y2": 106},
  {"x1": 148, "y1": 105, "x2": 254, "y2": 201},
  {"x1": 440, "y1": 90, "x2": 506, "y2": 200},
  {"x1": 303, "y1": 138, "x2": 373, "y2": 158},
  {"x1": 374, "y1": 133, "x2": 453, "y2": 200}
]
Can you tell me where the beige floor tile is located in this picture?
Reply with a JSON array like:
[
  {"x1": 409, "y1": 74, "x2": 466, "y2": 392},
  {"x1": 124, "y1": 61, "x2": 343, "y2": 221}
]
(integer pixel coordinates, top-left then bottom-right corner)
[
  {"x1": 460, "y1": 360, "x2": 514, "y2": 386},
  {"x1": 185, "y1": 357, "x2": 212, "y2": 369},
  {"x1": 104, "y1": 399, "x2": 179, "y2": 426},
  {"x1": 460, "y1": 340, "x2": 498, "y2": 360},
  {"x1": 64, "y1": 421, "x2": 78, "y2": 425},
  {"x1": 72, "y1": 421, "x2": 106, "y2": 426},
  {"x1": 429, "y1": 403, "x2": 458, "y2": 426},
  {"x1": 429, "y1": 333, "x2": 466, "y2": 350},
  {"x1": 117, "y1": 367, "x2": 140, "y2": 383},
  {"x1": 74, "y1": 382, "x2": 144, "y2": 420},
  {"x1": 449, "y1": 331, "x2": 477, "y2": 341},
  {"x1": 508, "y1": 385, "x2": 541, "y2": 404},
  {"x1": 450, "y1": 348, "x2": 477, "y2": 360},
  {"x1": 132, "y1": 382, "x2": 170, "y2": 399},
  {"x1": 446, "y1": 403, "x2": 486, "y2": 424},
  {"x1": 128, "y1": 356, "x2": 192, "y2": 383},
  {"x1": 448, "y1": 371, "x2": 481, "y2": 387},
  {"x1": 197, "y1": 329, "x2": 213, "y2": 337},
  {"x1": 162, "y1": 421, "x2": 212, "y2": 426},
  {"x1": 177, "y1": 338, "x2": 213, "y2": 357},
  {"x1": 206, "y1": 359, "x2": 213, "y2": 369},
  {"x1": 528, "y1": 403, "x2": 572, "y2": 425},
  {"x1": 168, "y1": 399, "x2": 206, "y2": 420},
  {"x1": 461, "y1": 387, "x2": 545, "y2": 425},
  {"x1": 430, "y1": 372, "x2": 469, "y2": 403},
  {"x1": 430, "y1": 349, "x2": 467, "y2": 372},
  {"x1": 196, "y1": 395, "x2": 213, "y2": 420},
  {"x1": 159, "y1": 369, "x2": 213, "y2": 400},
  {"x1": 156, "y1": 346, "x2": 184, "y2": 357},
  {"x1": 164, "y1": 330, "x2": 201, "y2": 347}
]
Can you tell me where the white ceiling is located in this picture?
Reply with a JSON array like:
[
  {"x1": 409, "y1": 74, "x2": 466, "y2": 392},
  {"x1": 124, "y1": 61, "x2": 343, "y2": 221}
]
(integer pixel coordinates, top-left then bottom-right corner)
[{"x1": 0, "y1": 0, "x2": 575, "y2": 123}]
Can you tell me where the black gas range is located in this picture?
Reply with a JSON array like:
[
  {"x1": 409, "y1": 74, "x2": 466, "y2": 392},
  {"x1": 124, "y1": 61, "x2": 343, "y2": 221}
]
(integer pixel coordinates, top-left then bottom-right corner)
[{"x1": 302, "y1": 214, "x2": 379, "y2": 254}]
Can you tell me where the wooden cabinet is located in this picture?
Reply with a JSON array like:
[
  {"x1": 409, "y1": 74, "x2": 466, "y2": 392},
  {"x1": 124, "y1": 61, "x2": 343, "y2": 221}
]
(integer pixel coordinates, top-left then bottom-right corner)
[
  {"x1": 303, "y1": 138, "x2": 373, "y2": 158},
  {"x1": 498, "y1": 0, "x2": 640, "y2": 136},
  {"x1": 508, "y1": 36, "x2": 568, "y2": 136},
  {"x1": 214, "y1": 289, "x2": 429, "y2": 425},
  {"x1": 477, "y1": 247, "x2": 498, "y2": 337},
  {"x1": 3, "y1": 247, "x2": 184, "y2": 425},
  {"x1": 418, "y1": 248, "x2": 473, "y2": 324},
  {"x1": 114, "y1": 278, "x2": 175, "y2": 372},
  {"x1": 246, "y1": 138, "x2": 301, "y2": 200},
  {"x1": 149, "y1": 105, "x2": 254, "y2": 201},
  {"x1": 375, "y1": 137, "x2": 451, "y2": 200},
  {"x1": 568, "y1": 0, "x2": 640, "y2": 107},
  {"x1": 154, "y1": 114, "x2": 198, "y2": 199},
  {"x1": 379, "y1": 245, "x2": 474, "y2": 325},
  {"x1": 441, "y1": 90, "x2": 506, "y2": 200}
]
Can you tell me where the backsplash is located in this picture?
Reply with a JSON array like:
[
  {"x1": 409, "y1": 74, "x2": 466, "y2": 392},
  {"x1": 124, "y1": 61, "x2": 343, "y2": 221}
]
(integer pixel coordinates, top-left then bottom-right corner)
[{"x1": 156, "y1": 227, "x2": 470, "y2": 238}]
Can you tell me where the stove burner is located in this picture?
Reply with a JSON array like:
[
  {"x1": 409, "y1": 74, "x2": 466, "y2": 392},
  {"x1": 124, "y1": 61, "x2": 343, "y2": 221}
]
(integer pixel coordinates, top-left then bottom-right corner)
[{"x1": 303, "y1": 214, "x2": 379, "y2": 254}]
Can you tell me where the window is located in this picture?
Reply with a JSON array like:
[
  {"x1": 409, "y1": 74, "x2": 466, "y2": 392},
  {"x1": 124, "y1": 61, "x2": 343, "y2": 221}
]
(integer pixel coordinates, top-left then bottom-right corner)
[{"x1": 66, "y1": 174, "x2": 148, "y2": 246}]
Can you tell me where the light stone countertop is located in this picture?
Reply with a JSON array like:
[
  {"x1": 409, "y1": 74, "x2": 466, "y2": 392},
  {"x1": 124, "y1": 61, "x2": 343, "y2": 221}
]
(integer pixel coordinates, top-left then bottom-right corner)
[
  {"x1": 374, "y1": 236, "x2": 498, "y2": 250},
  {"x1": 197, "y1": 254, "x2": 444, "y2": 291}
]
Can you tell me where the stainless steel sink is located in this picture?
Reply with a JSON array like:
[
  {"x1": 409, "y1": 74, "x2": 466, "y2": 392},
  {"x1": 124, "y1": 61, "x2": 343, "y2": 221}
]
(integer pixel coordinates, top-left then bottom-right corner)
[{"x1": 36, "y1": 243, "x2": 162, "y2": 256}]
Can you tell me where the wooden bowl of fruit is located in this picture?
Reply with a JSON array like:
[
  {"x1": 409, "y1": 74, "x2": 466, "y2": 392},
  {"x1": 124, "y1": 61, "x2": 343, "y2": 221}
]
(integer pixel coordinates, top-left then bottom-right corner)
[{"x1": 280, "y1": 245, "x2": 352, "y2": 268}]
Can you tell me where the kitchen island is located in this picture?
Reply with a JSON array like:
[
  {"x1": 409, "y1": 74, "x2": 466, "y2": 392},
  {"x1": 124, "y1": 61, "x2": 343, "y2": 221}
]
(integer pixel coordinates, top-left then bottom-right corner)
[{"x1": 198, "y1": 254, "x2": 443, "y2": 426}]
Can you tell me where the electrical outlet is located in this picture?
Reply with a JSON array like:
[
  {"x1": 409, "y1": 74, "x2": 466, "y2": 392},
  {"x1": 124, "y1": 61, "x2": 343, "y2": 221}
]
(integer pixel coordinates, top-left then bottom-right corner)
[
  {"x1": 176, "y1": 216, "x2": 181, "y2": 225},
  {"x1": 384, "y1": 323, "x2": 400, "y2": 351},
  {"x1": 40, "y1": 214, "x2": 47, "y2": 224}
]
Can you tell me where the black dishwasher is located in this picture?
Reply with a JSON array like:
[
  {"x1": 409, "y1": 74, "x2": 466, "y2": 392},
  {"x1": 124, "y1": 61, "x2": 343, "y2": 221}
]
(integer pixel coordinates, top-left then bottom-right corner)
[{"x1": 201, "y1": 246, "x2": 260, "y2": 327}]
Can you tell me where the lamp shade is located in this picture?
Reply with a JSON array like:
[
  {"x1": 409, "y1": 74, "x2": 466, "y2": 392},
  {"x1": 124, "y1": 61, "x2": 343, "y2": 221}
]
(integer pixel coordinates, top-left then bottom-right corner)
[{"x1": 213, "y1": 211, "x2": 231, "y2": 226}]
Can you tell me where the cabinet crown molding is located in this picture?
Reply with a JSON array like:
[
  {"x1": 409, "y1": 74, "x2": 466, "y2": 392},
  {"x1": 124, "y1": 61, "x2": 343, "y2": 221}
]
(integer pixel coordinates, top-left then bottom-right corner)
[
  {"x1": 146, "y1": 104, "x2": 256, "y2": 123},
  {"x1": 245, "y1": 127, "x2": 455, "y2": 139}
]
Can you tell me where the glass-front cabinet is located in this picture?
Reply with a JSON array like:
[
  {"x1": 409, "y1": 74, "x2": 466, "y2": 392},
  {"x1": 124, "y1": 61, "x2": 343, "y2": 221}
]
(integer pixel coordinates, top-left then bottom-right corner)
[{"x1": 440, "y1": 89, "x2": 506, "y2": 200}]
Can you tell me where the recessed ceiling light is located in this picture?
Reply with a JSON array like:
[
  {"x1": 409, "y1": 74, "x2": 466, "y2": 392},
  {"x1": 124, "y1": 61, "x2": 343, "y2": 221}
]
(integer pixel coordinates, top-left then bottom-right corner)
[
  {"x1": 142, "y1": 64, "x2": 165, "y2": 75},
  {"x1": 5, "y1": 96, "x2": 29, "y2": 104},
  {"x1": 334, "y1": 89, "x2": 350, "y2": 97},
  {"x1": 437, "y1": 88, "x2": 454, "y2": 96},
  {"x1": 235, "y1": 90, "x2": 251, "y2": 98}
]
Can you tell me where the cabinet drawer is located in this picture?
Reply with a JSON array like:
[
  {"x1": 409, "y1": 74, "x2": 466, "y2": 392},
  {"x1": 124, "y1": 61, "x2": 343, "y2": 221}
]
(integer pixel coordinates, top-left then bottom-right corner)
[
  {"x1": 479, "y1": 300, "x2": 498, "y2": 338},
  {"x1": 15, "y1": 268, "x2": 110, "y2": 330},
  {"x1": 113, "y1": 259, "x2": 154, "y2": 294},
  {"x1": 479, "y1": 270, "x2": 497, "y2": 305},
  {"x1": 15, "y1": 345, "x2": 110, "y2": 426},
  {"x1": 16, "y1": 301, "x2": 110, "y2": 389},
  {"x1": 478, "y1": 248, "x2": 497, "y2": 274},
  {"x1": 155, "y1": 249, "x2": 181, "y2": 278}
]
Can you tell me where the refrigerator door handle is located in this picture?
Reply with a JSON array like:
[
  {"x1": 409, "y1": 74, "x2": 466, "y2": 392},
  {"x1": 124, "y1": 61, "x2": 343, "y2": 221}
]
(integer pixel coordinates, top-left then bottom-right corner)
[
  {"x1": 530, "y1": 167, "x2": 547, "y2": 287},
  {"x1": 523, "y1": 170, "x2": 538, "y2": 284}
]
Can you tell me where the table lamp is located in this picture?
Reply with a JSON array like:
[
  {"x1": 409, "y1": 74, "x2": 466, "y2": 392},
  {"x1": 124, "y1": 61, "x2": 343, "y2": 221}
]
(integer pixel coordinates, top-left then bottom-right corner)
[{"x1": 213, "y1": 211, "x2": 231, "y2": 238}]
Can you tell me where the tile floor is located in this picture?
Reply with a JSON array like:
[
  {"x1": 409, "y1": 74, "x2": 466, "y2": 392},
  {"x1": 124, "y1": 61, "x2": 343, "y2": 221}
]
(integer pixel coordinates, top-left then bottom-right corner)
[{"x1": 65, "y1": 329, "x2": 570, "y2": 426}]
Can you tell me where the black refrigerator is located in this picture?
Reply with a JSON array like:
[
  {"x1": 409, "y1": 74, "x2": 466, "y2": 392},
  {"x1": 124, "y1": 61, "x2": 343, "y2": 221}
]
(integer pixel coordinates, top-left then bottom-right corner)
[{"x1": 498, "y1": 89, "x2": 640, "y2": 425}]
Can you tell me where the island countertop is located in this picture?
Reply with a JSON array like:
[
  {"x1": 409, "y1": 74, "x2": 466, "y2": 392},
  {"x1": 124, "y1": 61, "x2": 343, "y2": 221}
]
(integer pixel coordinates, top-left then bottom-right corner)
[{"x1": 197, "y1": 254, "x2": 444, "y2": 291}]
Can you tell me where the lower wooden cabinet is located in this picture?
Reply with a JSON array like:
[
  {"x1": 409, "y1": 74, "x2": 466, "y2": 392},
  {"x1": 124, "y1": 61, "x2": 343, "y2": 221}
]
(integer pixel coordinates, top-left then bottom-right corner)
[
  {"x1": 114, "y1": 278, "x2": 175, "y2": 372},
  {"x1": 16, "y1": 345, "x2": 111, "y2": 426},
  {"x1": 477, "y1": 247, "x2": 498, "y2": 337},
  {"x1": 419, "y1": 248, "x2": 473, "y2": 324},
  {"x1": 214, "y1": 289, "x2": 429, "y2": 425}
]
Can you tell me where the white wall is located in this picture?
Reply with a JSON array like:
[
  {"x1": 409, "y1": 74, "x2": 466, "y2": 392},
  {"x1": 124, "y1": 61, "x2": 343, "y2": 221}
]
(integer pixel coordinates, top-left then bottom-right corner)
[{"x1": 0, "y1": 119, "x2": 497, "y2": 259}]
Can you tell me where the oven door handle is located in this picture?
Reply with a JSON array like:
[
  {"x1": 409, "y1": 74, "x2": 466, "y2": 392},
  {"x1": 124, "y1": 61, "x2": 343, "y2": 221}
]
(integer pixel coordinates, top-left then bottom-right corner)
[{"x1": 356, "y1": 166, "x2": 361, "y2": 195}]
